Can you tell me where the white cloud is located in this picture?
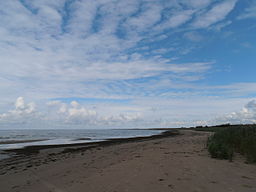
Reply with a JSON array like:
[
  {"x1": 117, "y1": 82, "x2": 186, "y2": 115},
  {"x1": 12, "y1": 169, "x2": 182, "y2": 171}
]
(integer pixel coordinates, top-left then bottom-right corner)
[
  {"x1": 192, "y1": 0, "x2": 237, "y2": 28},
  {"x1": 125, "y1": 4, "x2": 162, "y2": 33},
  {"x1": 11, "y1": 97, "x2": 36, "y2": 116},
  {"x1": 0, "y1": 0, "x2": 254, "y2": 129},
  {"x1": 184, "y1": 31, "x2": 203, "y2": 42},
  {"x1": 15, "y1": 97, "x2": 26, "y2": 110},
  {"x1": 237, "y1": 2, "x2": 256, "y2": 20},
  {"x1": 155, "y1": 10, "x2": 195, "y2": 31},
  {"x1": 0, "y1": 0, "x2": 217, "y2": 103},
  {"x1": 47, "y1": 100, "x2": 62, "y2": 106},
  {"x1": 181, "y1": 0, "x2": 211, "y2": 8},
  {"x1": 1, "y1": 95, "x2": 256, "y2": 129},
  {"x1": 0, "y1": 97, "x2": 37, "y2": 124},
  {"x1": 101, "y1": 113, "x2": 141, "y2": 125},
  {"x1": 245, "y1": 100, "x2": 256, "y2": 111},
  {"x1": 214, "y1": 100, "x2": 256, "y2": 124},
  {"x1": 45, "y1": 99, "x2": 141, "y2": 127},
  {"x1": 210, "y1": 82, "x2": 256, "y2": 97},
  {"x1": 70, "y1": 101, "x2": 79, "y2": 108},
  {"x1": 59, "y1": 104, "x2": 67, "y2": 114},
  {"x1": 210, "y1": 20, "x2": 232, "y2": 31},
  {"x1": 67, "y1": 101, "x2": 97, "y2": 120}
]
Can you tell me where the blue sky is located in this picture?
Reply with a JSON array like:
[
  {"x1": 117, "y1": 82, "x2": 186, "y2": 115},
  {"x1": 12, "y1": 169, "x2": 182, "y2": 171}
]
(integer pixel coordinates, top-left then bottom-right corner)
[{"x1": 0, "y1": 0, "x2": 256, "y2": 129}]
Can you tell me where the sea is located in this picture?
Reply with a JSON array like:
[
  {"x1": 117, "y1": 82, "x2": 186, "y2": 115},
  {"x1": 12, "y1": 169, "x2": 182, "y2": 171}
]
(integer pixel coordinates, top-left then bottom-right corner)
[{"x1": 0, "y1": 129, "x2": 163, "y2": 160}]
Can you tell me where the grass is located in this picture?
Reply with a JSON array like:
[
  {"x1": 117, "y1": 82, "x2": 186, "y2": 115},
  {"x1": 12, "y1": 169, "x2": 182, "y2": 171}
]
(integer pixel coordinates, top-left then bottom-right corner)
[{"x1": 202, "y1": 124, "x2": 256, "y2": 163}]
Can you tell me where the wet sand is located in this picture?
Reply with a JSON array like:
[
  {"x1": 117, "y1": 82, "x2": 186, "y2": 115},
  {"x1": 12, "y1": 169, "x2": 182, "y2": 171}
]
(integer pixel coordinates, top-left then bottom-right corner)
[
  {"x1": 0, "y1": 139, "x2": 47, "y2": 145},
  {"x1": 0, "y1": 130, "x2": 256, "y2": 192}
]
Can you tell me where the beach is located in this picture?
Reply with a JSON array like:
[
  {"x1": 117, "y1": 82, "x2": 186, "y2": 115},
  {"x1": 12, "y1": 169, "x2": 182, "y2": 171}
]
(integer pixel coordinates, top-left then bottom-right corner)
[{"x1": 0, "y1": 130, "x2": 256, "y2": 192}]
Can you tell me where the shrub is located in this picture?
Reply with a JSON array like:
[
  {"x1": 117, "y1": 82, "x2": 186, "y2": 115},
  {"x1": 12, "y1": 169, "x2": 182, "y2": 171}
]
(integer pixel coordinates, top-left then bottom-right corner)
[{"x1": 206, "y1": 125, "x2": 256, "y2": 163}]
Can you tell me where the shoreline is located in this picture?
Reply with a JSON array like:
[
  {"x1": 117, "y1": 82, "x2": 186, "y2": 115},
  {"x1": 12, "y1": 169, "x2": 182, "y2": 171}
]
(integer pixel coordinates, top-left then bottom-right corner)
[
  {"x1": 1, "y1": 129, "x2": 179, "y2": 159},
  {"x1": 0, "y1": 128, "x2": 168, "y2": 152},
  {"x1": 1, "y1": 130, "x2": 256, "y2": 192},
  {"x1": 0, "y1": 139, "x2": 48, "y2": 145}
]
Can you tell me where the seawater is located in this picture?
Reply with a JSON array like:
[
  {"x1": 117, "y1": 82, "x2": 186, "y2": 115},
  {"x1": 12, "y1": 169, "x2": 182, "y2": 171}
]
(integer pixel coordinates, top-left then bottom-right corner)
[{"x1": 0, "y1": 129, "x2": 163, "y2": 150}]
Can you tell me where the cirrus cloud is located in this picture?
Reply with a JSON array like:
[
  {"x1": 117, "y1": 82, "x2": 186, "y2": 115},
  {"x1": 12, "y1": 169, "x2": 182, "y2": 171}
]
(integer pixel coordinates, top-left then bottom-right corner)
[{"x1": 0, "y1": 0, "x2": 255, "y2": 129}]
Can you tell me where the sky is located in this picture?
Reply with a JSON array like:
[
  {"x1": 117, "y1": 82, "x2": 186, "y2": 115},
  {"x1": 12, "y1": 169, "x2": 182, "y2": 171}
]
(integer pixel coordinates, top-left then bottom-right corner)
[{"x1": 0, "y1": 0, "x2": 256, "y2": 129}]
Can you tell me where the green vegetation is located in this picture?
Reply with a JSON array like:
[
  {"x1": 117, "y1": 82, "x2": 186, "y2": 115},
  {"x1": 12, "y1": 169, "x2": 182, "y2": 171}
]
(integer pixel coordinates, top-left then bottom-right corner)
[
  {"x1": 204, "y1": 124, "x2": 256, "y2": 163},
  {"x1": 194, "y1": 125, "x2": 228, "y2": 132}
]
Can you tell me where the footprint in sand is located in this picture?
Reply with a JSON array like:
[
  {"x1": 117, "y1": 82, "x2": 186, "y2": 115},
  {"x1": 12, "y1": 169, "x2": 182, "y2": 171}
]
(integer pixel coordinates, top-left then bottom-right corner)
[
  {"x1": 11, "y1": 185, "x2": 19, "y2": 189},
  {"x1": 241, "y1": 175, "x2": 252, "y2": 180},
  {"x1": 242, "y1": 184, "x2": 253, "y2": 188}
]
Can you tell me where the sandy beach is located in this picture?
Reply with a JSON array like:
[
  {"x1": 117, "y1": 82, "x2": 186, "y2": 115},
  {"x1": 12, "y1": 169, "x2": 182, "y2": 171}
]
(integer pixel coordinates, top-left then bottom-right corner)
[{"x1": 0, "y1": 130, "x2": 256, "y2": 192}]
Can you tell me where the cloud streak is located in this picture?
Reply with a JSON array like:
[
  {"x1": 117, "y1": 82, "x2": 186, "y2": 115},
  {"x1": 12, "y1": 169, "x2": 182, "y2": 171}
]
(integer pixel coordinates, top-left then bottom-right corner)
[
  {"x1": 237, "y1": 1, "x2": 256, "y2": 20},
  {"x1": 0, "y1": 0, "x2": 255, "y2": 128},
  {"x1": 192, "y1": 0, "x2": 237, "y2": 28},
  {"x1": 214, "y1": 100, "x2": 256, "y2": 125}
]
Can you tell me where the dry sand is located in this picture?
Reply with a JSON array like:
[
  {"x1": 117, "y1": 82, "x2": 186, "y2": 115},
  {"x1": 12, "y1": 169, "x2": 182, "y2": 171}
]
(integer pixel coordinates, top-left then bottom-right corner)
[{"x1": 0, "y1": 130, "x2": 256, "y2": 192}]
